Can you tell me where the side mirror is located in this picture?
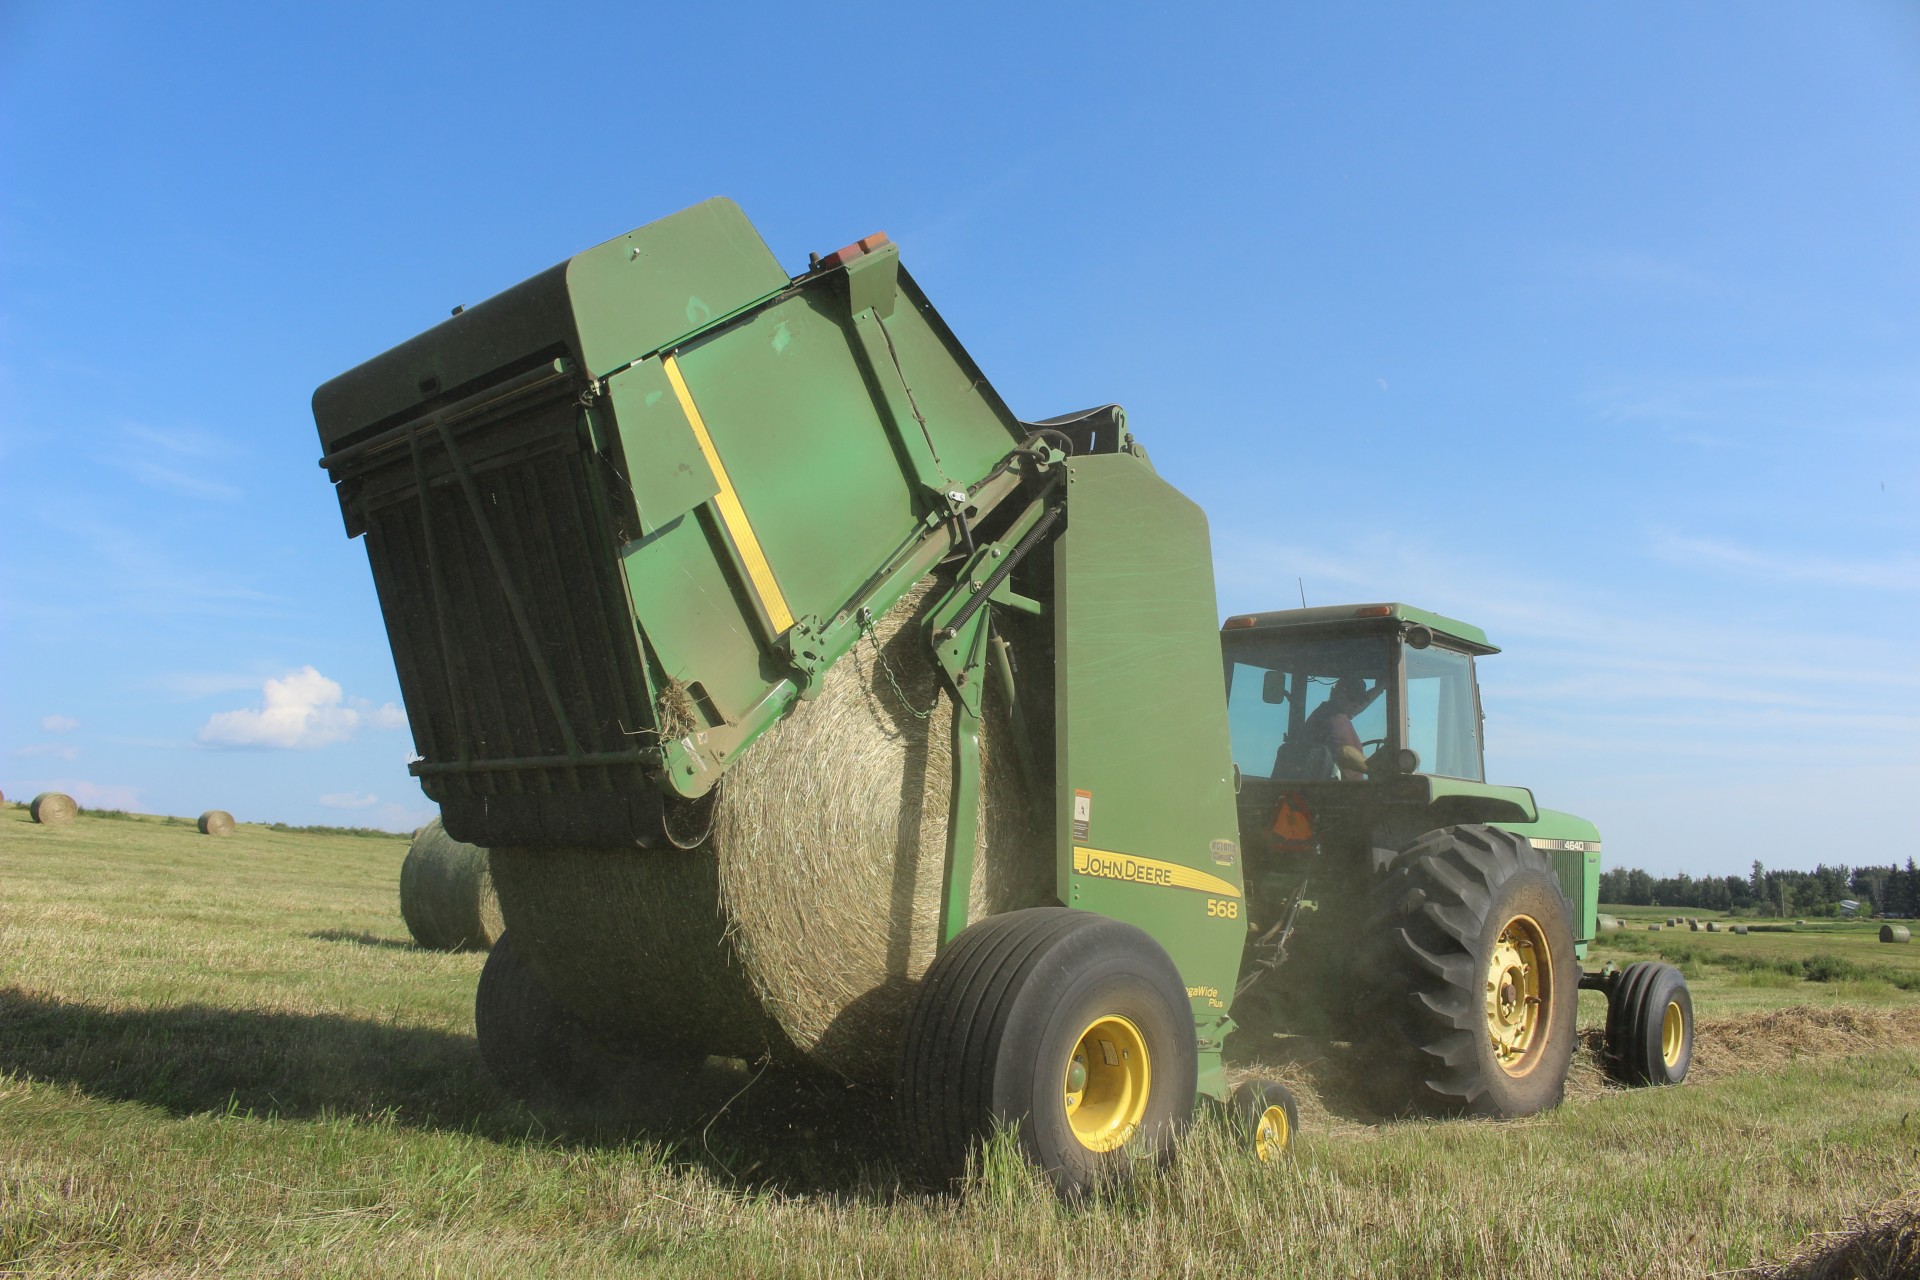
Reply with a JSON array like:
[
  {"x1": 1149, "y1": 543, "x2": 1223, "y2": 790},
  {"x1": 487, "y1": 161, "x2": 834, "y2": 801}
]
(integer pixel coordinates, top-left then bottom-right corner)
[
  {"x1": 1261, "y1": 670, "x2": 1289, "y2": 704},
  {"x1": 1404, "y1": 624, "x2": 1433, "y2": 650}
]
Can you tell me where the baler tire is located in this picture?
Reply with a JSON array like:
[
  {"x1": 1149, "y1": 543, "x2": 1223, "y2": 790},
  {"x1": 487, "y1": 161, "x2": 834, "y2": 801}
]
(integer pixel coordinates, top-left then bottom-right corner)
[
  {"x1": 474, "y1": 932, "x2": 595, "y2": 1098},
  {"x1": 895, "y1": 907, "x2": 1197, "y2": 1198},
  {"x1": 1228, "y1": 1079, "x2": 1300, "y2": 1162},
  {"x1": 1603, "y1": 961, "x2": 1692, "y2": 1086},
  {"x1": 1361, "y1": 824, "x2": 1579, "y2": 1118}
]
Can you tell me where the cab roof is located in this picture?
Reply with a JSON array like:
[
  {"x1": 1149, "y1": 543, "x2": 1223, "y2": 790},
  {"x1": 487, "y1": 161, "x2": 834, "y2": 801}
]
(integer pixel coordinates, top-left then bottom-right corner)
[{"x1": 1221, "y1": 603, "x2": 1497, "y2": 654}]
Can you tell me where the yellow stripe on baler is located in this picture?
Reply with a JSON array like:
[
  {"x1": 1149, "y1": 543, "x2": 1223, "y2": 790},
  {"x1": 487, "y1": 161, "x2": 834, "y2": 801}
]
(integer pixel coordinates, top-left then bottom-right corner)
[{"x1": 661, "y1": 353, "x2": 795, "y2": 634}]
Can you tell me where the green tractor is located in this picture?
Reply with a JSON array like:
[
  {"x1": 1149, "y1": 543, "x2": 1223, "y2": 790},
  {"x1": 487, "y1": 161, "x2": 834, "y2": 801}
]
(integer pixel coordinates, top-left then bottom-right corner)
[
  {"x1": 312, "y1": 198, "x2": 1692, "y2": 1197},
  {"x1": 1218, "y1": 604, "x2": 1692, "y2": 1119}
]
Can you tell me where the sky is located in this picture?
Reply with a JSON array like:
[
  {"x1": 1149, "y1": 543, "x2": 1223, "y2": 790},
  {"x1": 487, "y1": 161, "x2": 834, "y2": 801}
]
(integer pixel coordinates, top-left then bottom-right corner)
[{"x1": 2, "y1": 3, "x2": 1916, "y2": 875}]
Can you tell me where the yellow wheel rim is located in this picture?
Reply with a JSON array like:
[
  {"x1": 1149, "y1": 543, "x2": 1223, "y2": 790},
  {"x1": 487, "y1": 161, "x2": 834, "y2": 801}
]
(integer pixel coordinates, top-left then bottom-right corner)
[
  {"x1": 1483, "y1": 913, "x2": 1552, "y2": 1076},
  {"x1": 1255, "y1": 1103, "x2": 1291, "y2": 1162},
  {"x1": 1661, "y1": 999, "x2": 1684, "y2": 1068},
  {"x1": 1063, "y1": 1015, "x2": 1151, "y2": 1153}
]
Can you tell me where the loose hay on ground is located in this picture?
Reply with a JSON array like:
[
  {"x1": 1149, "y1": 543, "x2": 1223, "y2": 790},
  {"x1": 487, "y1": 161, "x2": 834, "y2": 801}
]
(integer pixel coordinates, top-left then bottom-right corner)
[
  {"x1": 490, "y1": 579, "x2": 1050, "y2": 1084},
  {"x1": 1742, "y1": 1191, "x2": 1920, "y2": 1280}
]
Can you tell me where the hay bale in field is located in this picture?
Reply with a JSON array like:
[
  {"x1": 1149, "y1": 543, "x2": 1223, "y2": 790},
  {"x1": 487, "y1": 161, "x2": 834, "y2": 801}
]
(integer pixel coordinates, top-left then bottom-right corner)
[
  {"x1": 1731, "y1": 924, "x2": 1749, "y2": 935},
  {"x1": 1648, "y1": 924, "x2": 1662, "y2": 931},
  {"x1": 1595, "y1": 914, "x2": 1622, "y2": 933},
  {"x1": 1666, "y1": 917, "x2": 1678, "y2": 926},
  {"x1": 1705, "y1": 921, "x2": 1721, "y2": 932},
  {"x1": 1881, "y1": 924, "x2": 1912, "y2": 944},
  {"x1": 490, "y1": 578, "x2": 1048, "y2": 1085},
  {"x1": 197, "y1": 809, "x2": 235, "y2": 836},
  {"x1": 28, "y1": 792, "x2": 77, "y2": 825},
  {"x1": 1689, "y1": 920, "x2": 1701, "y2": 931},
  {"x1": 401, "y1": 817, "x2": 504, "y2": 951}
]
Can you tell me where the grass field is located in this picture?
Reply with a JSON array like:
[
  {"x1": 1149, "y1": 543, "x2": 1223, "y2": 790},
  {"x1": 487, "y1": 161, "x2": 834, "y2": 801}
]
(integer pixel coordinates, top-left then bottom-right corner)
[{"x1": 3, "y1": 805, "x2": 1917, "y2": 1278}]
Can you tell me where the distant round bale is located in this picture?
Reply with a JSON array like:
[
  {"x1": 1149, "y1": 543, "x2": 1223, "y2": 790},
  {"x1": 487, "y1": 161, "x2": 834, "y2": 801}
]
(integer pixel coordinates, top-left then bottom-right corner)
[
  {"x1": 197, "y1": 810, "x2": 235, "y2": 836},
  {"x1": 1706, "y1": 921, "x2": 1721, "y2": 933},
  {"x1": 1648, "y1": 924, "x2": 1662, "y2": 931},
  {"x1": 1689, "y1": 920, "x2": 1701, "y2": 931},
  {"x1": 1881, "y1": 925, "x2": 1912, "y2": 945},
  {"x1": 1731, "y1": 924, "x2": 1749, "y2": 935},
  {"x1": 29, "y1": 792, "x2": 77, "y2": 826},
  {"x1": 1666, "y1": 917, "x2": 1679, "y2": 927},
  {"x1": 1596, "y1": 914, "x2": 1623, "y2": 933},
  {"x1": 400, "y1": 817, "x2": 502, "y2": 951}
]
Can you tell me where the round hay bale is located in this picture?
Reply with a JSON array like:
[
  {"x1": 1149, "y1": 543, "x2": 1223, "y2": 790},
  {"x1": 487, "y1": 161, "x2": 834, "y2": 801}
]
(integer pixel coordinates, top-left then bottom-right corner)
[
  {"x1": 1731, "y1": 924, "x2": 1749, "y2": 935},
  {"x1": 401, "y1": 817, "x2": 504, "y2": 951},
  {"x1": 489, "y1": 579, "x2": 1048, "y2": 1084},
  {"x1": 1666, "y1": 917, "x2": 1678, "y2": 927},
  {"x1": 1647, "y1": 924, "x2": 1662, "y2": 931},
  {"x1": 197, "y1": 809, "x2": 235, "y2": 836},
  {"x1": 28, "y1": 792, "x2": 77, "y2": 826},
  {"x1": 1595, "y1": 914, "x2": 1622, "y2": 933},
  {"x1": 1705, "y1": 921, "x2": 1721, "y2": 932},
  {"x1": 1881, "y1": 924, "x2": 1912, "y2": 944},
  {"x1": 1689, "y1": 920, "x2": 1701, "y2": 931}
]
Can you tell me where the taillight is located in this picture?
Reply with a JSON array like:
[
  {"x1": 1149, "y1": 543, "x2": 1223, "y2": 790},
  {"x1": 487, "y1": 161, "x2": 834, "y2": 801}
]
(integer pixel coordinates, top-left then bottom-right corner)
[{"x1": 817, "y1": 232, "x2": 890, "y2": 270}]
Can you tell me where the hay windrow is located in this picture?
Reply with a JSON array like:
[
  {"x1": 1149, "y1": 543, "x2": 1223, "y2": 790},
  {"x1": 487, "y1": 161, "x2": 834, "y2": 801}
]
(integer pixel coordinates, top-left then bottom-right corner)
[
  {"x1": 197, "y1": 810, "x2": 235, "y2": 836},
  {"x1": 490, "y1": 578, "x2": 1050, "y2": 1082},
  {"x1": 1741, "y1": 1191, "x2": 1920, "y2": 1280},
  {"x1": 400, "y1": 817, "x2": 505, "y2": 951},
  {"x1": 29, "y1": 792, "x2": 77, "y2": 826}
]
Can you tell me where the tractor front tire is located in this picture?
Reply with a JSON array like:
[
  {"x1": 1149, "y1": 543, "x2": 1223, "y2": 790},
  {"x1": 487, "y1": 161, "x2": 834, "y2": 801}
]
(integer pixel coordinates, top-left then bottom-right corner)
[
  {"x1": 1363, "y1": 825, "x2": 1578, "y2": 1117},
  {"x1": 896, "y1": 907, "x2": 1197, "y2": 1198},
  {"x1": 1603, "y1": 961, "x2": 1693, "y2": 1086}
]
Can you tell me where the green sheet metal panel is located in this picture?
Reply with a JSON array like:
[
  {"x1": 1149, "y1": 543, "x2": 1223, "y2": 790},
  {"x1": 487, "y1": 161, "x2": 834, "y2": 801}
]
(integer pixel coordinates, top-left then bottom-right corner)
[
  {"x1": 1053, "y1": 451, "x2": 1245, "y2": 1096},
  {"x1": 619, "y1": 510, "x2": 771, "y2": 728},
  {"x1": 606, "y1": 360, "x2": 721, "y2": 533},
  {"x1": 564, "y1": 197, "x2": 791, "y2": 377}
]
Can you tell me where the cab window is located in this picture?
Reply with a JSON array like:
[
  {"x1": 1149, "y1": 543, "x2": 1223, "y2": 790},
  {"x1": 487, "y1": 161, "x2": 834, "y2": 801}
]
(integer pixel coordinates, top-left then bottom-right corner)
[
  {"x1": 1405, "y1": 645, "x2": 1482, "y2": 780},
  {"x1": 1224, "y1": 635, "x2": 1389, "y2": 781}
]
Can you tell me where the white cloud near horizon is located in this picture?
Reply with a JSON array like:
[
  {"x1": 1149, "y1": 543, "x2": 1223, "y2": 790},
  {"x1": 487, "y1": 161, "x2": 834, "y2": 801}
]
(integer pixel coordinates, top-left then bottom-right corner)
[
  {"x1": 1652, "y1": 533, "x2": 1920, "y2": 593},
  {"x1": 318, "y1": 791, "x2": 380, "y2": 809},
  {"x1": 40, "y1": 714, "x2": 79, "y2": 732},
  {"x1": 198, "y1": 667, "x2": 406, "y2": 750}
]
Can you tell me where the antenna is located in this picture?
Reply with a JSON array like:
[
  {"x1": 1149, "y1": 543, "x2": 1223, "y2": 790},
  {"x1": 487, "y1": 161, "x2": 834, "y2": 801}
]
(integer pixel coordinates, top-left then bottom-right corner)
[{"x1": 1297, "y1": 577, "x2": 1307, "y2": 608}]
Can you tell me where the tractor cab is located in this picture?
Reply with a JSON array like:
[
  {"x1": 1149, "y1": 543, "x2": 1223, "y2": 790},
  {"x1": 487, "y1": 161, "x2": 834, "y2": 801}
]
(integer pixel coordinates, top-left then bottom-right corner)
[{"x1": 1219, "y1": 603, "x2": 1529, "y2": 855}]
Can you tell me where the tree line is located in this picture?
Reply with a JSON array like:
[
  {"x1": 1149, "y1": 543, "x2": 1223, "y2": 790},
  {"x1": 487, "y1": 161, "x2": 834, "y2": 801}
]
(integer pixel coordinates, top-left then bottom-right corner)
[{"x1": 1597, "y1": 859, "x2": 1920, "y2": 918}]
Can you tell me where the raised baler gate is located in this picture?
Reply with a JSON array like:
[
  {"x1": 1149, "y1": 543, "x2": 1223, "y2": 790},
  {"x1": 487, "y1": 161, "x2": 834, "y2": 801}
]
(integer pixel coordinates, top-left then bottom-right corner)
[{"x1": 314, "y1": 198, "x2": 1246, "y2": 1093}]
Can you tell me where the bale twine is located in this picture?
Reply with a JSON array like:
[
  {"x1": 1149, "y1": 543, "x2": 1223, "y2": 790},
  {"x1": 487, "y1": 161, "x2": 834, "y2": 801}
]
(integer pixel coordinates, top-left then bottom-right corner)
[
  {"x1": 400, "y1": 817, "x2": 504, "y2": 951},
  {"x1": 28, "y1": 792, "x2": 77, "y2": 826},
  {"x1": 490, "y1": 579, "x2": 1048, "y2": 1084},
  {"x1": 1731, "y1": 924, "x2": 1749, "y2": 935},
  {"x1": 197, "y1": 810, "x2": 235, "y2": 836},
  {"x1": 1881, "y1": 924, "x2": 1912, "y2": 944}
]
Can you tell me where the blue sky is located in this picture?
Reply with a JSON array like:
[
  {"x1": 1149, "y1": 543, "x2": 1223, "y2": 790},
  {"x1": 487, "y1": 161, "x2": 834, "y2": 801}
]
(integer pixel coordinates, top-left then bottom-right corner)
[{"x1": 2, "y1": 3, "x2": 1915, "y2": 875}]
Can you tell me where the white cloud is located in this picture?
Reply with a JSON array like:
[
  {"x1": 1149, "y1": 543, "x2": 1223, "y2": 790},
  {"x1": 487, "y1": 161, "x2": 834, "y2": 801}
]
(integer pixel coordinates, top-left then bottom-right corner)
[
  {"x1": 318, "y1": 791, "x2": 380, "y2": 810},
  {"x1": 40, "y1": 714, "x2": 79, "y2": 732},
  {"x1": 25, "y1": 779, "x2": 141, "y2": 810},
  {"x1": 1652, "y1": 533, "x2": 1920, "y2": 593},
  {"x1": 11, "y1": 743, "x2": 80, "y2": 761},
  {"x1": 198, "y1": 667, "x2": 406, "y2": 750}
]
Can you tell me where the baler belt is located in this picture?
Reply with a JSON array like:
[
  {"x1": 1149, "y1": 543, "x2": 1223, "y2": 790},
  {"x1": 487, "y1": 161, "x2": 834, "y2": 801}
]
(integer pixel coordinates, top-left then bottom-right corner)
[{"x1": 661, "y1": 354, "x2": 796, "y2": 635}]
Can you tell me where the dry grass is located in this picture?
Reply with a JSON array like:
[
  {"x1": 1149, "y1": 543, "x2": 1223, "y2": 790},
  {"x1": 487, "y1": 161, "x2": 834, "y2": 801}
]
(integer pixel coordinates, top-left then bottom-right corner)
[
  {"x1": 1741, "y1": 1191, "x2": 1920, "y2": 1279},
  {"x1": 3, "y1": 808, "x2": 1920, "y2": 1277}
]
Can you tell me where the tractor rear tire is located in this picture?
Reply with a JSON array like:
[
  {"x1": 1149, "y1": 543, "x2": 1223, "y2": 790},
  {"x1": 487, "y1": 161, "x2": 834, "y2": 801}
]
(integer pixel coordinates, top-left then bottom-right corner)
[
  {"x1": 896, "y1": 907, "x2": 1197, "y2": 1198},
  {"x1": 1362, "y1": 825, "x2": 1578, "y2": 1118},
  {"x1": 1228, "y1": 1078, "x2": 1300, "y2": 1162},
  {"x1": 1603, "y1": 961, "x2": 1692, "y2": 1086},
  {"x1": 475, "y1": 932, "x2": 596, "y2": 1098}
]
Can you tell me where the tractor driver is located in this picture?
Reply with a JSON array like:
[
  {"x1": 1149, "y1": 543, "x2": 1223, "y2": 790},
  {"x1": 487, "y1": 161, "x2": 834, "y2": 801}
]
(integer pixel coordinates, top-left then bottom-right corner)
[{"x1": 1271, "y1": 675, "x2": 1385, "y2": 781}]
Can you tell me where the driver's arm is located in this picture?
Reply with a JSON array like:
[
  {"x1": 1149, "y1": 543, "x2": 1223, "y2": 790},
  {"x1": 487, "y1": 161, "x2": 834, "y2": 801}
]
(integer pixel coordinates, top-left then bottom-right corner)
[{"x1": 1336, "y1": 743, "x2": 1371, "y2": 775}]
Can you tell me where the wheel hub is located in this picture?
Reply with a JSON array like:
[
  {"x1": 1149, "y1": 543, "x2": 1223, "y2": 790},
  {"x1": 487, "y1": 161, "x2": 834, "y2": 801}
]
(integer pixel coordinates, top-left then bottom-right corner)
[
  {"x1": 1063, "y1": 1015, "x2": 1151, "y2": 1153},
  {"x1": 1255, "y1": 1104, "x2": 1290, "y2": 1162},
  {"x1": 1484, "y1": 914, "x2": 1551, "y2": 1075}
]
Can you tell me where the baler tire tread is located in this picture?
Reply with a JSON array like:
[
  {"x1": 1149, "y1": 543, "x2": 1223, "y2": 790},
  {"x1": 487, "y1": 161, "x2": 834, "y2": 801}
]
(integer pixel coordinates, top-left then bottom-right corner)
[{"x1": 1603, "y1": 960, "x2": 1692, "y2": 1086}]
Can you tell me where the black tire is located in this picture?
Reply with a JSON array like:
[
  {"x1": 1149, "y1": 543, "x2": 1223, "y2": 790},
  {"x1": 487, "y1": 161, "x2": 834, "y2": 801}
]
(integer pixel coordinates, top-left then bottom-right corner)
[
  {"x1": 1228, "y1": 1079, "x2": 1300, "y2": 1162},
  {"x1": 1603, "y1": 961, "x2": 1692, "y2": 1086},
  {"x1": 474, "y1": 932, "x2": 594, "y2": 1097},
  {"x1": 896, "y1": 907, "x2": 1198, "y2": 1198},
  {"x1": 1362, "y1": 825, "x2": 1578, "y2": 1117}
]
